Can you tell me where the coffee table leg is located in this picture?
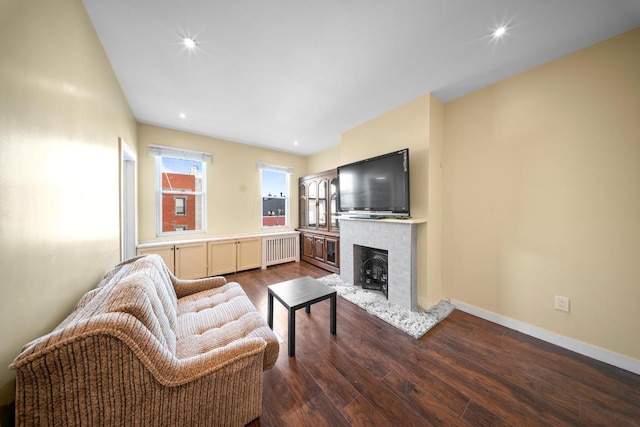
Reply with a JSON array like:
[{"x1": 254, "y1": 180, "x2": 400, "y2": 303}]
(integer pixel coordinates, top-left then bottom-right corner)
[
  {"x1": 267, "y1": 291, "x2": 274, "y2": 329},
  {"x1": 305, "y1": 304, "x2": 311, "y2": 314},
  {"x1": 330, "y1": 293, "x2": 336, "y2": 335},
  {"x1": 288, "y1": 308, "x2": 295, "y2": 356}
]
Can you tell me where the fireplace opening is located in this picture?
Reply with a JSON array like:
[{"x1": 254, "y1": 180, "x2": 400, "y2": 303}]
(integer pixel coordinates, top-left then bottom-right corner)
[{"x1": 356, "y1": 245, "x2": 389, "y2": 298}]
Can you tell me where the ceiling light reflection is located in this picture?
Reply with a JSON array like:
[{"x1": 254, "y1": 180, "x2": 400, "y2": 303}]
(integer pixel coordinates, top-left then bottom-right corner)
[
  {"x1": 492, "y1": 25, "x2": 507, "y2": 39},
  {"x1": 183, "y1": 37, "x2": 197, "y2": 50}
]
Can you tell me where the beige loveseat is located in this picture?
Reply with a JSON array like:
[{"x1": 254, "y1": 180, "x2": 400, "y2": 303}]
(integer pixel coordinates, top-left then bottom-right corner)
[{"x1": 10, "y1": 254, "x2": 279, "y2": 426}]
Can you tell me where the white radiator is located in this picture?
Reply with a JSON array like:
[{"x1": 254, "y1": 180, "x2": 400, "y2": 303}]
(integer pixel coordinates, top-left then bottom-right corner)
[{"x1": 261, "y1": 232, "x2": 300, "y2": 269}]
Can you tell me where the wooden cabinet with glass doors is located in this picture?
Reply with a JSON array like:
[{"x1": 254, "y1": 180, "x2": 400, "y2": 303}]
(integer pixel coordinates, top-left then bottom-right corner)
[{"x1": 298, "y1": 169, "x2": 340, "y2": 273}]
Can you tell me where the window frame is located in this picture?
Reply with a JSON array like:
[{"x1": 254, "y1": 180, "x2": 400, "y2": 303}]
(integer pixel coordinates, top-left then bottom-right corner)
[
  {"x1": 258, "y1": 163, "x2": 293, "y2": 229},
  {"x1": 151, "y1": 146, "x2": 210, "y2": 237}
]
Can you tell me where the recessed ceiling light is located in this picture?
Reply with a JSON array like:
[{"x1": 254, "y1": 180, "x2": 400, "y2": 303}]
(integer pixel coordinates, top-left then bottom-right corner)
[
  {"x1": 179, "y1": 112, "x2": 187, "y2": 119},
  {"x1": 492, "y1": 25, "x2": 508, "y2": 39},
  {"x1": 293, "y1": 140, "x2": 299, "y2": 146},
  {"x1": 182, "y1": 37, "x2": 197, "y2": 50}
]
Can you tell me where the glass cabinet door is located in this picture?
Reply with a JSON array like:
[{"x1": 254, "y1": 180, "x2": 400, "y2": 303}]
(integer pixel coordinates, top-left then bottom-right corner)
[
  {"x1": 330, "y1": 177, "x2": 339, "y2": 231},
  {"x1": 325, "y1": 238, "x2": 337, "y2": 264},
  {"x1": 318, "y1": 179, "x2": 328, "y2": 229},
  {"x1": 307, "y1": 180, "x2": 317, "y2": 228},
  {"x1": 299, "y1": 183, "x2": 307, "y2": 228}
]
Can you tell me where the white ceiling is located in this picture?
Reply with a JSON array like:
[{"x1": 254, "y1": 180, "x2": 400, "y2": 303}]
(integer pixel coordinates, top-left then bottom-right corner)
[{"x1": 83, "y1": 0, "x2": 640, "y2": 156}]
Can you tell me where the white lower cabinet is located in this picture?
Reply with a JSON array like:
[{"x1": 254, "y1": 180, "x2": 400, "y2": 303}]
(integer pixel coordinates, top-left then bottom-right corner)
[
  {"x1": 138, "y1": 237, "x2": 263, "y2": 279},
  {"x1": 208, "y1": 237, "x2": 262, "y2": 276},
  {"x1": 137, "y1": 242, "x2": 207, "y2": 279},
  {"x1": 174, "y1": 242, "x2": 208, "y2": 279},
  {"x1": 137, "y1": 245, "x2": 176, "y2": 274}
]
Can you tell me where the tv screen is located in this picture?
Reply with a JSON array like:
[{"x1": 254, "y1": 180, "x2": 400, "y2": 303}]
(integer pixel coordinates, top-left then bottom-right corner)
[{"x1": 337, "y1": 149, "x2": 410, "y2": 217}]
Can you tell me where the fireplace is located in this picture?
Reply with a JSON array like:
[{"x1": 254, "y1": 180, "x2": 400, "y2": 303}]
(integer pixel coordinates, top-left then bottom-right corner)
[
  {"x1": 356, "y1": 246, "x2": 389, "y2": 298},
  {"x1": 340, "y1": 217, "x2": 421, "y2": 310}
]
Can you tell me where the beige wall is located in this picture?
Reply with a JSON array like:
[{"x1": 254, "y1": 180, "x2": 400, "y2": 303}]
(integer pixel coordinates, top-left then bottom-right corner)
[
  {"x1": 137, "y1": 124, "x2": 308, "y2": 242},
  {"x1": 0, "y1": 0, "x2": 138, "y2": 405},
  {"x1": 310, "y1": 94, "x2": 444, "y2": 308},
  {"x1": 443, "y1": 28, "x2": 640, "y2": 360},
  {"x1": 426, "y1": 95, "x2": 444, "y2": 307},
  {"x1": 307, "y1": 144, "x2": 341, "y2": 174},
  {"x1": 340, "y1": 95, "x2": 431, "y2": 218}
]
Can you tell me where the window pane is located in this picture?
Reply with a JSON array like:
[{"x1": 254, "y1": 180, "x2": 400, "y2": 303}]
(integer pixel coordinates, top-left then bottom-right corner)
[
  {"x1": 162, "y1": 157, "x2": 202, "y2": 179},
  {"x1": 261, "y1": 170, "x2": 286, "y2": 197},
  {"x1": 158, "y1": 155, "x2": 206, "y2": 234},
  {"x1": 261, "y1": 169, "x2": 288, "y2": 227}
]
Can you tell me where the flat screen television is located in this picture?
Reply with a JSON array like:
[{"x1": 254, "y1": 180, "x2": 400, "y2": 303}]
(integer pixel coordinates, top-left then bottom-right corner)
[{"x1": 337, "y1": 148, "x2": 410, "y2": 218}]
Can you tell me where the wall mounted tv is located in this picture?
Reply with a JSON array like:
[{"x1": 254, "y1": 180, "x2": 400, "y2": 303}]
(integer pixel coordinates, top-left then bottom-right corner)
[{"x1": 337, "y1": 148, "x2": 410, "y2": 218}]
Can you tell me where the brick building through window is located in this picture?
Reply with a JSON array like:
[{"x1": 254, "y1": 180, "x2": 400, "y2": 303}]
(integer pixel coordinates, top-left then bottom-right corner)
[
  {"x1": 162, "y1": 173, "x2": 197, "y2": 232},
  {"x1": 150, "y1": 145, "x2": 210, "y2": 236}
]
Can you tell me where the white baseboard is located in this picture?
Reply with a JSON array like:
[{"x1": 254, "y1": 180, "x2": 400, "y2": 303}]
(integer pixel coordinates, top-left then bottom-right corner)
[{"x1": 451, "y1": 299, "x2": 640, "y2": 376}]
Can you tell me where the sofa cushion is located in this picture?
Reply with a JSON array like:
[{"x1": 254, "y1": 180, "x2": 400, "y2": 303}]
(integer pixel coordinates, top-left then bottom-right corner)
[
  {"x1": 128, "y1": 255, "x2": 179, "y2": 325},
  {"x1": 176, "y1": 310, "x2": 272, "y2": 360},
  {"x1": 102, "y1": 272, "x2": 177, "y2": 355},
  {"x1": 176, "y1": 283, "x2": 279, "y2": 368},
  {"x1": 176, "y1": 287, "x2": 258, "y2": 339},
  {"x1": 176, "y1": 282, "x2": 246, "y2": 318}
]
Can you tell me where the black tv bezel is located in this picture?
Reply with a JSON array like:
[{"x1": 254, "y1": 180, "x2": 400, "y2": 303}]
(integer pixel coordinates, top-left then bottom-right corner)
[{"x1": 337, "y1": 148, "x2": 410, "y2": 218}]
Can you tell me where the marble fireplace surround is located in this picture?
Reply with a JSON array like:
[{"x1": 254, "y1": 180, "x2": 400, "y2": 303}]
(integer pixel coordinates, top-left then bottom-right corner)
[{"x1": 340, "y1": 217, "x2": 426, "y2": 311}]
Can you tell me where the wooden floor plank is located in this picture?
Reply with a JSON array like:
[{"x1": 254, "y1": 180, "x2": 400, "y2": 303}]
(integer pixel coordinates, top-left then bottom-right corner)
[
  {"x1": 428, "y1": 319, "x2": 584, "y2": 421},
  {"x1": 341, "y1": 395, "x2": 394, "y2": 427},
  {"x1": 446, "y1": 311, "x2": 640, "y2": 421},
  {"x1": 359, "y1": 329, "x2": 472, "y2": 416},
  {"x1": 380, "y1": 367, "x2": 471, "y2": 426},
  {"x1": 462, "y1": 400, "x2": 511, "y2": 427},
  {"x1": 420, "y1": 339, "x2": 564, "y2": 426},
  {"x1": 320, "y1": 342, "x2": 431, "y2": 426},
  {"x1": 236, "y1": 262, "x2": 640, "y2": 427}
]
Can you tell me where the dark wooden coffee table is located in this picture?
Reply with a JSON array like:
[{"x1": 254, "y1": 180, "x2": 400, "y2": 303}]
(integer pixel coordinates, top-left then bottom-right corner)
[{"x1": 267, "y1": 276, "x2": 337, "y2": 356}]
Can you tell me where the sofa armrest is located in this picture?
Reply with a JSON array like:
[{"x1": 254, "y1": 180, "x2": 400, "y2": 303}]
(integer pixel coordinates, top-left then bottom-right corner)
[{"x1": 172, "y1": 275, "x2": 227, "y2": 299}]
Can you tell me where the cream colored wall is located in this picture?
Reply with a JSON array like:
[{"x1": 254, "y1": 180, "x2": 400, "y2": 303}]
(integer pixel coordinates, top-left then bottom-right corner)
[
  {"x1": 426, "y1": 95, "x2": 444, "y2": 307},
  {"x1": 340, "y1": 95, "x2": 431, "y2": 218},
  {"x1": 307, "y1": 144, "x2": 342, "y2": 173},
  {"x1": 329, "y1": 94, "x2": 444, "y2": 309},
  {"x1": 442, "y1": 28, "x2": 640, "y2": 360},
  {"x1": 137, "y1": 124, "x2": 308, "y2": 242},
  {"x1": 0, "y1": 0, "x2": 138, "y2": 405}
]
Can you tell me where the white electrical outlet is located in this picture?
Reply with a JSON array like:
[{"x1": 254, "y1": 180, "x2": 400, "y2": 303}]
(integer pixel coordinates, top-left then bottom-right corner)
[{"x1": 555, "y1": 295, "x2": 570, "y2": 312}]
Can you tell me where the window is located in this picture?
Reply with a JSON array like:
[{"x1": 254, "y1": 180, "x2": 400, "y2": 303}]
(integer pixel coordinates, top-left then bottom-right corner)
[
  {"x1": 150, "y1": 145, "x2": 210, "y2": 235},
  {"x1": 175, "y1": 197, "x2": 186, "y2": 215},
  {"x1": 258, "y1": 163, "x2": 292, "y2": 228}
]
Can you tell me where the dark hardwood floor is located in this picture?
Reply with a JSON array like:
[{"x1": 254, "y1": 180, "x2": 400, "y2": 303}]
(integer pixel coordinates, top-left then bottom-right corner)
[{"x1": 229, "y1": 262, "x2": 640, "y2": 426}]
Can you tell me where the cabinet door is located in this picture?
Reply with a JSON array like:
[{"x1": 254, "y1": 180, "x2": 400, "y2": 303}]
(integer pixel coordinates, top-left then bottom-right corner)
[
  {"x1": 208, "y1": 241, "x2": 237, "y2": 276},
  {"x1": 325, "y1": 237, "x2": 339, "y2": 268},
  {"x1": 175, "y1": 242, "x2": 207, "y2": 280},
  {"x1": 317, "y1": 179, "x2": 328, "y2": 229},
  {"x1": 330, "y1": 177, "x2": 340, "y2": 232},
  {"x1": 307, "y1": 180, "x2": 317, "y2": 228},
  {"x1": 313, "y1": 235, "x2": 325, "y2": 262},
  {"x1": 302, "y1": 233, "x2": 314, "y2": 258},
  {"x1": 137, "y1": 245, "x2": 175, "y2": 274},
  {"x1": 299, "y1": 183, "x2": 307, "y2": 228},
  {"x1": 237, "y1": 238, "x2": 262, "y2": 271}
]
